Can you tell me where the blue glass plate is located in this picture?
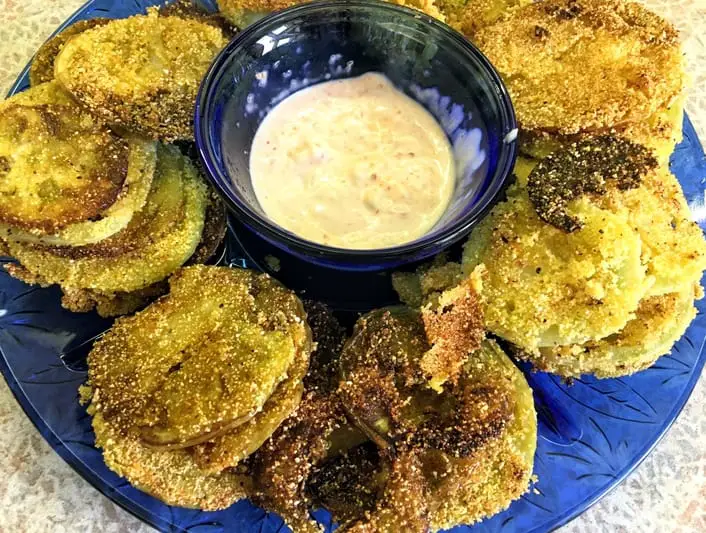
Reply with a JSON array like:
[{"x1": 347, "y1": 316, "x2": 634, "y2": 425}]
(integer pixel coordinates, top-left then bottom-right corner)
[{"x1": 2, "y1": 1, "x2": 706, "y2": 532}]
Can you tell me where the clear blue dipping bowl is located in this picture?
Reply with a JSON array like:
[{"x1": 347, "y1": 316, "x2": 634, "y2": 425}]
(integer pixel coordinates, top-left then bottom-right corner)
[{"x1": 195, "y1": 0, "x2": 517, "y2": 271}]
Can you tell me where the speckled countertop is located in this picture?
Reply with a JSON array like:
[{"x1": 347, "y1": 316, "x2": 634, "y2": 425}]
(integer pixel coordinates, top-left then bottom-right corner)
[{"x1": 0, "y1": 1, "x2": 705, "y2": 532}]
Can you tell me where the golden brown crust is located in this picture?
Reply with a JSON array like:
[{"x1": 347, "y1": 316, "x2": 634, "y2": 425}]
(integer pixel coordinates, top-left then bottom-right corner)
[
  {"x1": 527, "y1": 136, "x2": 657, "y2": 232},
  {"x1": 160, "y1": 0, "x2": 237, "y2": 36},
  {"x1": 437, "y1": 0, "x2": 531, "y2": 37},
  {"x1": 87, "y1": 266, "x2": 311, "y2": 448},
  {"x1": 217, "y1": 0, "x2": 444, "y2": 28},
  {"x1": 463, "y1": 188, "x2": 647, "y2": 351},
  {"x1": 191, "y1": 325, "x2": 310, "y2": 473},
  {"x1": 5, "y1": 144, "x2": 207, "y2": 296},
  {"x1": 91, "y1": 410, "x2": 251, "y2": 510},
  {"x1": 0, "y1": 102, "x2": 129, "y2": 232},
  {"x1": 251, "y1": 391, "x2": 349, "y2": 533},
  {"x1": 528, "y1": 286, "x2": 699, "y2": 378},
  {"x1": 420, "y1": 278, "x2": 485, "y2": 390},
  {"x1": 475, "y1": 0, "x2": 685, "y2": 135},
  {"x1": 30, "y1": 18, "x2": 111, "y2": 86},
  {"x1": 185, "y1": 189, "x2": 227, "y2": 265},
  {"x1": 55, "y1": 11, "x2": 228, "y2": 141}
]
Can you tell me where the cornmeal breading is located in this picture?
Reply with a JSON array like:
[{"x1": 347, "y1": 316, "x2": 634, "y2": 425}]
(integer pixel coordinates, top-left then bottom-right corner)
[
  {"x1": 55, "y1": 10, "x2": 228, "y2": 141},
  {"x1": 5, "y1": 145, "x2": 207, "y2": 297},
  {"x1": 475, "y1": 0, "x2": 686, "y2": 152},
  {"x1": 531, "y1": 286, "x2": 701, "y2": 378},
  {"x1": 87, "y1": 266, "x2": 311, "y2": 448},
  {"x1": 0, "y1": 81, "x2": 157, "y2": 246},
  {"x1": 463, "y1": 189, "x2": 647, "y2": 351}
]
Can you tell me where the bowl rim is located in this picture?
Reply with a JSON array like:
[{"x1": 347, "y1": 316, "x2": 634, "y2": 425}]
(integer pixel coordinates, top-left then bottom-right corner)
[{"x1": 195, "y1": 0, "x2": 518, "y2": 261}]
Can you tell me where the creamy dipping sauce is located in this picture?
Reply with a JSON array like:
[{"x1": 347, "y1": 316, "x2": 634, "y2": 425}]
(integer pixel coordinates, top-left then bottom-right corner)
[{"x1": 249, "y1": 72, "x2": 456, "y2": 249}]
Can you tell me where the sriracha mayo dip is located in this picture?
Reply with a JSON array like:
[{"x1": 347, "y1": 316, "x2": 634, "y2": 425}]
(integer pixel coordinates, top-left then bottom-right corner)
[{"x1": 249, "y1": 72, "x2": 455, "y2": 249}]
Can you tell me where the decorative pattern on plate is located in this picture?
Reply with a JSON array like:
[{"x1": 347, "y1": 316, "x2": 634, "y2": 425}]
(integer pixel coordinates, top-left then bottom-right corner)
[{"x1": 1, "y1": 1, "x2": 705, "y2": 532}]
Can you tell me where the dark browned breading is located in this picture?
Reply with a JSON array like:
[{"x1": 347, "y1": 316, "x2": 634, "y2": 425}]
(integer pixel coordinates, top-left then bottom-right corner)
[
  {"x1": 308, "y1": 442, "x2": 387, "y2": 524},
  {"x1": 251, "y1": 391, "x2": 350, "y2": 533},
  {"x1": 420, "y1": 278, "x2": 485, "y2": 390},
  {"x1": 437, "y1": 0, "x2": 531, "y2": 37},
  {"x1": 301, "y1": 300, "x2": 347, "y2": 394},
  {"x1": 0, "y1": 103, "x2": 129, "y2": 232},
  {"x1": 527, "y1": 136, "x2": 657, "y2": 232},
  {"x1": 217, "y1": 0, "x2": 445, "y2": 29},
  {"x1": 184, "y1": 190, "x2": 227, "y2": 266},
  {"x1": 30, "y1": 18, "x2": 111, "y2": 86},
  {"x1": 344, "y1": 450, "x2": 430, "y2": 533}
]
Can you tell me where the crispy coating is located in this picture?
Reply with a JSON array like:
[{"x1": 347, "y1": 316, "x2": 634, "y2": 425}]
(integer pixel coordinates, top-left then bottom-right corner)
[
  {"x1": 589, "y1": 164, "x2": 706, "y2": 298},
  {"x1": 30, "y1": 19, "x2": 111, "y2": 86},
  {"x1": 61, "y1": 282, "x2": 169, "y2": 318},
  {"x1": 525, "y1": 137, "x2": 706, "y2": 298},
  {"x1": 420, "y1": 278, "x2": 485, "y2": 391},
  {"x1": 88, "y1": 409, "x2": 251, "y2": 510},
  {"x1": 340, "y1": 310, "x2": 509, "y2": 458},
  {"x1": 55, "y1": 11, "x2": 228, "y2": 141},
  {"x1": 0, "y1": 135, "x2": 157, "y2": 247},
  {"x1": 474, "y1": 0, "x2": 685, "y2": 136},
  {"x1": 217, "y1": 0, "x2": 445, "y2": 28},
  {"x1": 527, "y1": 136, "x2": 657, "y2": 232},
  {"x1": 301, "y1": 300, "x2": 347, "y2": 395},
  {"x1": 344, "y1": 450, "x2": 430, "y2": 533},
  {"x1": 392, "y1": 255, "x2": 464, "y2": 310},
  {"x1": 87, "y1": 265, "x2": 311, "y2": 449},
  {"x1": 46, "y1": 191, "x2": 227, "y2": 318},
  {"x1": 518, "y1": 91, "x2": 686, "y2": 163},
  {"x1": 437, "y1": 0, "x2": 531, "y2": 37},
  {"x1": 0, "y1": 98, "x2": 129, "y2": 232},
  {"x1": 191, "y1": 331, "x2": 310, "y2": 473},
  {"x1": 339, "y1": 310, "x2": 536, "y2": 530},
  {"x1": 308, "y1": 442, "x2": 388, "y2": 525},
  {"x1": 5, "y1": 144, "x2": 207, "y2": 296},
  {"x1": 251, "y1": 391, "x2": 350, "y2": 533},
  {"x1": 425, "y1": 341, "x2": 536, "y2": 530},
  {"x1": 185, "y1": 189, "x2": 228, "y2": 266},
  {"x1": 160, "y1": 0, "x2": 237, "y2": 37},
  {"x1": 0, "y1": 81, "x2": 157, "y2": 246},
  {"x1": 530, "y1": 285, "x2": 701, "y2": 378},
  {"x1": 463, "y1": 188, "x2": 647, "y2": 351}
]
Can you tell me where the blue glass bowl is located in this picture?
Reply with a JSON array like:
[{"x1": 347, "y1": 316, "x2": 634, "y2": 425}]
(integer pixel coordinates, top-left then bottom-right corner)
[{"x1": 195, "y1": 0, "x2": 517, "y2": 271}]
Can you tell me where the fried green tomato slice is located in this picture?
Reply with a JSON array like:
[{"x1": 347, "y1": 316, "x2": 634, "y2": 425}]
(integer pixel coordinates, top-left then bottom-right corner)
[
  {"x1": 48, "y1": 188, "x2": 227, "y2": 318},
  {"x1": 532, "y1": 285, "x2": 701, "y2": 378},
  {"x1": 0, "y1": 82, "x2": 157, "y2": 246},
  {"x1": 518, "y1": 92, "x2": 686, "y2": 164},
  {"x1": 30, "y1": 18, "x2": 111, "y2": 86},
  {"x1": 591, "y1": 166, "x2": 706, "y2": 298},
  {"x1": 526, "y1": 137, "x2": 706, "y2": 298},
  {"x1": 5, "y1": 144, "x2": 206, "y2": 295},
  {"x1": 338, "y1": 308, "x2": 535, "y2": 530},
  {"x1": 463, "y1": 188, "x2": 647, "y2": 351},
  {"x1": 87, "y1": 265, "x2": 311, "y2": 448},
  {"x1": 89, "y1": 409, "x2": 251, "y2": 510},
  {"x1": 437, "y1": 0, "x2": 531, "y2": 37},
  {"x1": 160, "y1": 0, "x2": 237, "y2": 36},
  {"x1": 474, "y1": 0, "x2": 685, "y2": 137},
  {"x1": 55, "y1": 10, "x2": 228, "y2": 141},
  {"x1": 0, "y1": 95, "x2": 129, "y2": 232},
  {"x1": 425, "y1": 340, "x2": 536, "y2": 530},
  {"x1": 191, "y1": 331, "x2": 310, "y2": 473}
]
